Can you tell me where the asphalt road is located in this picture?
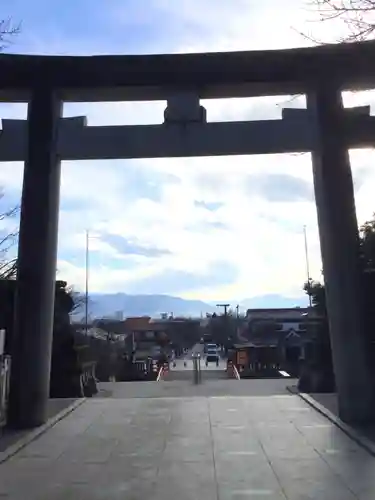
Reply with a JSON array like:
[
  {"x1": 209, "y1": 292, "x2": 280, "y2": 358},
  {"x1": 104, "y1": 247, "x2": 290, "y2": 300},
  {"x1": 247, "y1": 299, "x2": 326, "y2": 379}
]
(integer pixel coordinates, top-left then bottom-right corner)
[{"x1": 173, "y1": 343, "x2": 225, "y2": 372}]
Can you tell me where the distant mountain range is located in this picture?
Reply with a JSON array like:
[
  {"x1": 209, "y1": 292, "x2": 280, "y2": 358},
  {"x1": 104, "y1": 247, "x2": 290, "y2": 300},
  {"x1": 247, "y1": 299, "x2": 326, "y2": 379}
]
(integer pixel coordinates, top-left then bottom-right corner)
[
  {"x1": 72, "y1": 292, "x2": 307, "y2": 321},
  {"x1": 239, "y1": 294, "x2": 307, "y2": 310}
]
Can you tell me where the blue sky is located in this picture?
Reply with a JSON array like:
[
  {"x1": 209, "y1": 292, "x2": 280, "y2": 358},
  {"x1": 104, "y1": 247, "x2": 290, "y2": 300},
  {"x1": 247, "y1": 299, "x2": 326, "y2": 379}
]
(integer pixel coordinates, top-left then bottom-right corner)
[{"x1": 1, "y1": 0, "x2": 375, "y2": 302}]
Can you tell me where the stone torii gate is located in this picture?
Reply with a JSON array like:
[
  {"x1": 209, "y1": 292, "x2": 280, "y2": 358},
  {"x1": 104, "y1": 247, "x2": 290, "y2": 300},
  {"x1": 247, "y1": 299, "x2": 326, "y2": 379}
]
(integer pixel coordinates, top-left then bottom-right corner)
[{"x1": 1, "y1": 40, "x2": 375, "y2": 428}]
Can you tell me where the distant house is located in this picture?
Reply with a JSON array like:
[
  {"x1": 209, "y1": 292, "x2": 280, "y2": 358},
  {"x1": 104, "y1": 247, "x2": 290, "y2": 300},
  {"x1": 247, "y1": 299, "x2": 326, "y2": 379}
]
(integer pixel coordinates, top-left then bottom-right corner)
[
  {"x1": 93, "y1": 315, "x2": 201, "y2": 359},
  {"x1": 245, "y1": 308, "x2": 322, "y2": 341},
  {"x1": 241, "y1": 307, "x2": 324, "y2": 375},
  {"x1": 246, "y1": 306, "x2": 319, "y2": 321}
]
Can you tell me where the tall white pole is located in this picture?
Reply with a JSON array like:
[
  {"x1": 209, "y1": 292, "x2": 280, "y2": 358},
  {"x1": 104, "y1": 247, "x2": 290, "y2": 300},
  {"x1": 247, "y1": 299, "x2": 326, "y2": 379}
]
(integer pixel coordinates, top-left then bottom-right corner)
[
  {"x1": 85, "y1": 229, "x2": 89, "y2": 335},
  {"x1": 303, "y1": 225, "x2": 312, "y2": 308}
]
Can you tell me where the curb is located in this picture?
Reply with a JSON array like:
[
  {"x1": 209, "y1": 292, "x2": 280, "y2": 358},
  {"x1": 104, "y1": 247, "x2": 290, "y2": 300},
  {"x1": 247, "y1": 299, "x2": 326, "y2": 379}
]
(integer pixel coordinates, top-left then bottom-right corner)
[
  {"x1": 288, "y1": 387, "x2": 375, "y2": 457},
  {"x1": 0, "y1": 398, "x2": 86, "y2": 464}
]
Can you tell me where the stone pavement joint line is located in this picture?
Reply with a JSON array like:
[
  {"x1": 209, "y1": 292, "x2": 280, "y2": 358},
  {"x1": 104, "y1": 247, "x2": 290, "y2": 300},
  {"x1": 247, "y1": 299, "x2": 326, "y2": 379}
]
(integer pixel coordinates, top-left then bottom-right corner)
[
  {"x1": 296, "y1": 391, "x2": 375, "y2": 458},
  {"x1": 1, "y1": 394, "x2": 375, "y2": 499},
  {"x1": 0, "y1": 398, "x2": 86, "y2": 464}
]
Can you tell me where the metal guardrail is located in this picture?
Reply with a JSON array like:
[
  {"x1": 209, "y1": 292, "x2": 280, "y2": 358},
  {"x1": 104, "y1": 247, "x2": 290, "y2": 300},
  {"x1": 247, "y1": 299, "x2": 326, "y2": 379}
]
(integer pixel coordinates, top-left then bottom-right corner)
[{"x1": 0, "y1": 355, "x2": 11, "y2": 427}]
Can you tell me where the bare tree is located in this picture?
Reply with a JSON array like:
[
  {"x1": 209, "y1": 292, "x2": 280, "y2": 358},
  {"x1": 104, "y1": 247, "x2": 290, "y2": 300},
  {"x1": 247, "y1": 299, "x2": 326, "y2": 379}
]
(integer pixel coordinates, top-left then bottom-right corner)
[
  {"x1": 307, "y1": 0, "x2": 375, "y2": 41},
  {"x1": 0, "y1": 194, "x2": 19, "y2": 280},
  {"x1": 0, "y1": 16, "x2": 21, "y2": 279},
  {"x1": 68, "y1": 287, "x2": 86, "y2": 314},
  {"x1": 0, "y1": 17, "x2": 21, "y2": 50}
]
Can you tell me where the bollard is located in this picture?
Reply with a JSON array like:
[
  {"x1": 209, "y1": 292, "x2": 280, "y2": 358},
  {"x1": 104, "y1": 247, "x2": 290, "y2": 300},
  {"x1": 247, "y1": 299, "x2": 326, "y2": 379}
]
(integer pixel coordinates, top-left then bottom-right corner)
[
  {"x1": 192, "y1": 353, "x2": 202, "y2": 385},
  {"x1": 193, "y1": 354, "x2": 199, "y2": 385}
]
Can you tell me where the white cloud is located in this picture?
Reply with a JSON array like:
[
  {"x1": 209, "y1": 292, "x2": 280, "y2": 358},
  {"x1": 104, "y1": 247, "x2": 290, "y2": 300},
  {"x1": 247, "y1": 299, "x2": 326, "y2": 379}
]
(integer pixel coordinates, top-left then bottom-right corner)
[{"x1": 1, "y1": 0, "x2": 375, "y2": 303}]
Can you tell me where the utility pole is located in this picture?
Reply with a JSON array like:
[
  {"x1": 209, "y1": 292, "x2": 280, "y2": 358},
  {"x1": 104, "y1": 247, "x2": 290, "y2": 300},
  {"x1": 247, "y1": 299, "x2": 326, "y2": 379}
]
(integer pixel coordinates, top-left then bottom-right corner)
[
  {"x1": 303, "y1": 225, "x2": 312, "y2": 308},
  {"x1": 216, "y1": 304, "x2": 230, "y2": 349},
  {"x1": 235, "y1": 304, "x2": 240, "y2": 343},
  {"x1": 85, "y1": 229, "x2": 89, "y2": 335},
  {"x1": 216, "y1": 304, "x2": 230, "y2": 316}
]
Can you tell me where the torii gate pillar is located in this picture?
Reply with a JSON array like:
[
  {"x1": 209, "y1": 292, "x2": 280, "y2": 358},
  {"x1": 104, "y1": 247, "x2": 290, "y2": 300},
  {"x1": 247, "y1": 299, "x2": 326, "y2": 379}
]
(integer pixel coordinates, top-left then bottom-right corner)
[
  {"x1": 8, "y1": 86, "x2": 62, "y2": 428},
  {"x1": 308, "y1": 84, "x2": 375, "y2": 424}
]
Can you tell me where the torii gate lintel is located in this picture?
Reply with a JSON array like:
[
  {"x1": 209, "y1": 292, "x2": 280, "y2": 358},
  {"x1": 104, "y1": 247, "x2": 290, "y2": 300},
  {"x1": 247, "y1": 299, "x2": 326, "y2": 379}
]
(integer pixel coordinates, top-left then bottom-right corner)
[{"x1": 1, "y1": 104, "x2": 374, "y2": 162}]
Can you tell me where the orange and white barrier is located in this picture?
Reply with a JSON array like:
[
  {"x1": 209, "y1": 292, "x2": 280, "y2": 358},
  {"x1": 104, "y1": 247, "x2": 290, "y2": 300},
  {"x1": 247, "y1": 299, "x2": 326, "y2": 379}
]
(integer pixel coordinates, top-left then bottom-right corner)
[
  {"x1": 227, "y1": 360, "x2": 241, "y2": 380},
  {"x1": 156, "y1": 366, "x2": 164, "y2": 381},
  {"x1": 233, "y1": 364, "x2": 241, "y2": 380},
  {"x1": 156, "y1": 362, "x2": 170, "y2": 381}
]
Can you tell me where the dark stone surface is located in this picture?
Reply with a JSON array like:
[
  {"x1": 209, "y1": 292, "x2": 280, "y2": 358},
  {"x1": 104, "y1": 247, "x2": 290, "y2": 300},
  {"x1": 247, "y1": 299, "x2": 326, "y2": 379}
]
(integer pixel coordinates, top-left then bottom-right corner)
[
  {"x1": 298, "y1": 336, "x2": 335, "y2": 394},
  {"x1": 309, "y1": 85, "x2": 374, "y2": 424},
  {"x1": 3, "y1": 39, "x2": 375, "y2": 99},
  {"x1": 0, "y1": 279, "x2": 89, "y2": 402},
  {"x1": 8, "y1": 88, "x2": 62, "y2": 429}
]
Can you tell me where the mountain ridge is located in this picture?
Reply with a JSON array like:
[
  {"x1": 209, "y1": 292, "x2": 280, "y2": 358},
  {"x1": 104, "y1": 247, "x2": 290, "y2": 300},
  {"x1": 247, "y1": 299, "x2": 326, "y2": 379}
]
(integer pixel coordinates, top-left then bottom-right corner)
[{"x1": 73, "y1": 292, "x2": 306, "y2": 320}]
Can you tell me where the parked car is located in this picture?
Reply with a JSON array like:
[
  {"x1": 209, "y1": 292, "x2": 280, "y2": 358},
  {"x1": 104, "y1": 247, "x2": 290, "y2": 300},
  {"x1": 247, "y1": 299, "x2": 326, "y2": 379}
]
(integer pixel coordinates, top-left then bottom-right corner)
[
  {"x1": 204, "y1": 343, "x2": 217, "y2": 354},
  {"x1": 206, "y1": 347, "x2": 219, "y2": 366}
]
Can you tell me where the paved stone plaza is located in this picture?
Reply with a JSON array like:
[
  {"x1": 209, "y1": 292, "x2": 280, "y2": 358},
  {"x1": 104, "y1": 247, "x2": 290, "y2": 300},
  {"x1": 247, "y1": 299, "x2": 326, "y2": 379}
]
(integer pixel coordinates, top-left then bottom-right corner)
[
  {"x1": 1, "y1": 393, "x2": 375, "y2": 499},
  {"x1": 98, "y1": 378, "x2": 295, "y2": 399}
]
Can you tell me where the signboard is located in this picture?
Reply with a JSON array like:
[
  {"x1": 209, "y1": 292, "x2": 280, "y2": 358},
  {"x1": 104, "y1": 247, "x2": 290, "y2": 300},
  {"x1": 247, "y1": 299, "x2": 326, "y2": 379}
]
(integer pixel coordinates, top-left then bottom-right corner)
[{"x1": 237, "y1": 350, "x2": 248, "y2": 366}]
